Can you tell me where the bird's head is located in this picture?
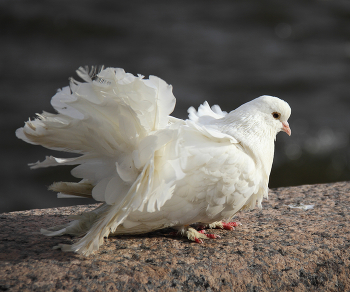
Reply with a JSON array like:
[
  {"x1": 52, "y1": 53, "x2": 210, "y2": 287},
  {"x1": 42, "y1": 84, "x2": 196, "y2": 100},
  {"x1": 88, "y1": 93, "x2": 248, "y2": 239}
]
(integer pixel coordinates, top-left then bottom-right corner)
[
  {"x1": 216, "y1": 94, "x2": 291, "y2": 154},
  {"x1": 252, "y1": 95, "x2": 291, "y2": 137},
  {"x1": 226, "y1": 95, "x2": 291, "y2": 138}
]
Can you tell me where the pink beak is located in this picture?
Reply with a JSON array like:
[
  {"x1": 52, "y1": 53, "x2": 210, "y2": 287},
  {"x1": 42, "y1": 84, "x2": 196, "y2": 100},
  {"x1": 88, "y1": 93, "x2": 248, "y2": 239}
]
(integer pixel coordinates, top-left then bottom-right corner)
[{"x1": 282, "y1": 121, "x2": 291, "y2": 136}]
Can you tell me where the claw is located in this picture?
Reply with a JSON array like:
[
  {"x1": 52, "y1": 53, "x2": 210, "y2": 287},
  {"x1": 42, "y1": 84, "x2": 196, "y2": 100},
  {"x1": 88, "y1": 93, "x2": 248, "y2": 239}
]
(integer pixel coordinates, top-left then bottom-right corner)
[
  {"x1": 205, "y1": 233, "x2": 221, "y2": 239},
  {"x1": 194, "y1": 237, "x2": 203, "y2": 243}
]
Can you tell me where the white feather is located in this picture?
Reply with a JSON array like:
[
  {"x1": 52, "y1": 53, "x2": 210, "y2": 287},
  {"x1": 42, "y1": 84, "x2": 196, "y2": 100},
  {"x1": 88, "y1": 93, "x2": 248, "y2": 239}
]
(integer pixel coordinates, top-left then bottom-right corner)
[{"x1": 16, "y1": 67, "x2": 291, "y2": 255}]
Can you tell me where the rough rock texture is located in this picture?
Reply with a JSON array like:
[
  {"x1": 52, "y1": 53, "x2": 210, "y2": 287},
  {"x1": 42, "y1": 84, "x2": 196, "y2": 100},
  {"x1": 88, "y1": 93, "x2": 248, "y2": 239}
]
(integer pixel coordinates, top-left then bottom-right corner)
[{"x1": 1, "y1": 182, "x2": 350, "y2": 291}]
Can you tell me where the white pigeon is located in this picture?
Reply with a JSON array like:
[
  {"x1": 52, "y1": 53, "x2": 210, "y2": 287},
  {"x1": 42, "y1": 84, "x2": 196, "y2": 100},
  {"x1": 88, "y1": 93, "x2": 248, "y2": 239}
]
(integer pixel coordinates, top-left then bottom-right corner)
[{"x1": 16, "y1": 67, "x2": 291, "y2": 256}]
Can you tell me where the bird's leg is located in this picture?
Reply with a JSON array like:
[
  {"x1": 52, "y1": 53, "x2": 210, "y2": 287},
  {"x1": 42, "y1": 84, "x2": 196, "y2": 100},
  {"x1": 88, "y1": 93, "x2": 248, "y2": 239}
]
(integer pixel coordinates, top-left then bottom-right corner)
[
  {"x1": 171, "y1": 226, "x2": 220, "y2": 243},
  {"x1": 209, "y1": 221, "x2": 241, "y2": 230},
  {"x1": 197, "y1": 221, "x2": 242, "y2": 231},
  {"x1": 197, "y1": 229, "x2": 221, "y2": 240}
]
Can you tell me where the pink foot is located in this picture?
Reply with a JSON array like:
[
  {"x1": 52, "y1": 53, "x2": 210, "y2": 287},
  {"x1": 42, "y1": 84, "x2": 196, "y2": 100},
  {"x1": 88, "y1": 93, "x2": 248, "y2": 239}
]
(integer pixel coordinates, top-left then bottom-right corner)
[
  {"x1": 221, "y1": 221, "x2": 241, "y2": 231},
  {"x1": 197, "y1": 229, "x2": 221, "y2": 239},
  {"x1": 194, "y1": 237, "x2": 203, "y2": 243},
  {"x1": 205, "y1": 233, "x2": 221, "y2": 239},
  {"x1": 169, "y1": 222, "x2": 238, "y2": 244}
]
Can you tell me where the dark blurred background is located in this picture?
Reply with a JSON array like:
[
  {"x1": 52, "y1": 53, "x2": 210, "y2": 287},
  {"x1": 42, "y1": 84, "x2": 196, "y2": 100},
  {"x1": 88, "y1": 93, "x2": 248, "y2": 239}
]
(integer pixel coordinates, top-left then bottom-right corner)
[{"x1": 1, "y1": 0, "x2": 350, "y2": 213}]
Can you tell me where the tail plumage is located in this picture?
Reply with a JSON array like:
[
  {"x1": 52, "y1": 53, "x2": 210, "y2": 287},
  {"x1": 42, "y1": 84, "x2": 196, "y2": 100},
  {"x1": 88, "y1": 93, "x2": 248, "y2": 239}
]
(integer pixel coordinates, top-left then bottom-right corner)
[{"x1": 16, "y1": 67, "x2": 180, "y2": 254}]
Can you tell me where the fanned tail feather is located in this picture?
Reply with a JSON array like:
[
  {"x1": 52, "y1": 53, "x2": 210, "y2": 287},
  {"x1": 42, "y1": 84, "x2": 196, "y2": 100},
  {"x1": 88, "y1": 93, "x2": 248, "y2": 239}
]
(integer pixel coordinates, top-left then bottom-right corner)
[
  {"x1": 76, "y1": 65, "x2": 105, "y2": 83},
  {"x1": 16, "y1": 67, "x2": 180, "y2": 255}
]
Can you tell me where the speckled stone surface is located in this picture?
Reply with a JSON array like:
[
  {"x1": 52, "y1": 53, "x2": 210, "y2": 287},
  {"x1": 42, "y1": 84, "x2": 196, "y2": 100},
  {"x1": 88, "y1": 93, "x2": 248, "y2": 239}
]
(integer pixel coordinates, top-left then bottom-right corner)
[{"x1": 1, "y1": 182, "x2": 350, "y2": 291}]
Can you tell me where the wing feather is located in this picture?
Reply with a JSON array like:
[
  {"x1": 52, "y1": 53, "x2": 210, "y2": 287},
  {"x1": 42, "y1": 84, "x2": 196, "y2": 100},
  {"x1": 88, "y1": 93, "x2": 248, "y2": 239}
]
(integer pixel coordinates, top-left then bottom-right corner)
[{"x1": 171, "y1": 123, "x2": 266, "y2": 224}]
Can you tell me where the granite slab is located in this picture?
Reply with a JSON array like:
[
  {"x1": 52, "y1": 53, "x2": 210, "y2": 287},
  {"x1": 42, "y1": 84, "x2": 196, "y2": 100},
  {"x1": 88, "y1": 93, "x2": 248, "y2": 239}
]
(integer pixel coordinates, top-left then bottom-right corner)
[{"x1": 1, "y1": 182, "x2": 350, "y2": 291}]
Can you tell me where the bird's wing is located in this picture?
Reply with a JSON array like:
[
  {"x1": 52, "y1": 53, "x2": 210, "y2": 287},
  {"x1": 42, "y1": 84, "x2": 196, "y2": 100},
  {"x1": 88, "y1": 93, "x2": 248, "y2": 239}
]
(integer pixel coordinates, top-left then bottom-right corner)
[{"x1": 169, "y1": 119, "x2": 267, "y2": 224}]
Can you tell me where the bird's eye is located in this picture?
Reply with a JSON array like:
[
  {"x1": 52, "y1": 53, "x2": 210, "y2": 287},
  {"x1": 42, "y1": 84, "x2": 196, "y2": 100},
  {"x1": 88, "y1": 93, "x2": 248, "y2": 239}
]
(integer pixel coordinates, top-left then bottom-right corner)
[{"x1": 272, "y1": 112, "x2": 280, "y2": 119}]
